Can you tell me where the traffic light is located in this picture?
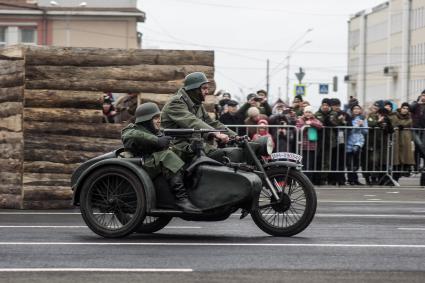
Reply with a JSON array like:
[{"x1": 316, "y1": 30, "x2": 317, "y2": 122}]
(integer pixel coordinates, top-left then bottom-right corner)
[{"x1": 332, "y1": 76, "x2": 338, "y2": 92}]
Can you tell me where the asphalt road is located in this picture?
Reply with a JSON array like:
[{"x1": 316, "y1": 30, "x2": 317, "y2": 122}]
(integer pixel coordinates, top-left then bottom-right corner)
[{"x1": 1, "y1": 186, "x2": 425, "y2": 282}]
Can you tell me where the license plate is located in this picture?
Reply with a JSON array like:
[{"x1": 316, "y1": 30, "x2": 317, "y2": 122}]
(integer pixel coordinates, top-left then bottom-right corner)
[{"x1": 271, "y1": 152, "x2": 302, "y2": 163}]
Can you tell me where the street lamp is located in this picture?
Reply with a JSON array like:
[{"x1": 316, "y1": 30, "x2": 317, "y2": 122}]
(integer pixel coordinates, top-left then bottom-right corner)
[
  {"x1": 284, "y1": 29, "x2": 313, "y2": 103},
  {"x1": 50, "y1": 1, "x2": 87, "y2": 47}
]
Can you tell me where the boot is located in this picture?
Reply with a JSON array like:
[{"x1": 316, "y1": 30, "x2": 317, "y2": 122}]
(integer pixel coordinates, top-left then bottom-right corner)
[{"x1": 168, "y1": 172, "x2": 202, "y2": 213}]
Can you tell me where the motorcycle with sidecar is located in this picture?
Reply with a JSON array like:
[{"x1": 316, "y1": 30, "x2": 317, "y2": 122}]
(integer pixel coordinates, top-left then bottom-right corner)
[{"x1": 71, "y1": 129, "x2": 317, "y2": 238}]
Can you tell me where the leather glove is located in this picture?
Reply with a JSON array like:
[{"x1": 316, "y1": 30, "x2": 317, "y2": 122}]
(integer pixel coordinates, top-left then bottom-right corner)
[{"x1": 157, "y1": 136, "x2": 173, "y2": 149}]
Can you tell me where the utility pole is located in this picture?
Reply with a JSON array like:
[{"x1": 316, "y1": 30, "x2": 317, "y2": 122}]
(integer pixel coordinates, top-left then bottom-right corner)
[{"x1": 266, "y1": 59, "x2": 270, "y2": 94}]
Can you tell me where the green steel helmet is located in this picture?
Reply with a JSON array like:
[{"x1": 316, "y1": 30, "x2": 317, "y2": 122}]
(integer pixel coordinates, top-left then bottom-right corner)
[
  {"x1": 183, "y1": 72, "x2": 209, "y2": 91},
  {"x1": 135, "y1": 102, "x2": 161, "y2": 123}
]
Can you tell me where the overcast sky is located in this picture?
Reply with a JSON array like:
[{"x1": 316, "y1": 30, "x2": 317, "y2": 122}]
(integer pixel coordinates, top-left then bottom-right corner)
[{"x1": 137, "y1": 0, "x2": 385, "y2": 108}]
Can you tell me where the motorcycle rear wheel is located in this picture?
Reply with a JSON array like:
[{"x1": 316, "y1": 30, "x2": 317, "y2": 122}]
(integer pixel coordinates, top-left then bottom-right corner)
[
  {"x1": 135, "y1": 216, "x2": 172, "y2": 233},
  {"x1": 80, "y1": 165, "x2": 146, "y2": 238},
  {"x1": 251, "y1": 167, "x2": 316, "y2": 237}
]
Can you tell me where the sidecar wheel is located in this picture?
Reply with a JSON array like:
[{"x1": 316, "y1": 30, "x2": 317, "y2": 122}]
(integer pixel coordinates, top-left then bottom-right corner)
[
  {"x1": 135, "y1": 216, "x2": 172, "y2": 233},
  {"x1": 80, "y1": 165, "x2": 146, "y2": 238},
  {"x1": 251, "y1": 168, "x2": 316, "y2": 237}
]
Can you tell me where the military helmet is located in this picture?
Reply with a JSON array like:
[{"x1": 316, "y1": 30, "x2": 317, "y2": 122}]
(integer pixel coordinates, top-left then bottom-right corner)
[
  {"x1": 183, "y1": 72, "x2": 209, "y2": 91},
  {"x1": 135, "y1": 102, "x2": 161, "y2": 123}
]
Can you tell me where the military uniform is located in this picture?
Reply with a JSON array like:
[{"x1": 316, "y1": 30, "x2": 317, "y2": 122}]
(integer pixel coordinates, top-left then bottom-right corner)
[
  {"x1": 161, "y1": 88, "x2": 236, "y2": 161},
  {"x1": 121, "y1": 123, "x2": 184, "y2": 178}
]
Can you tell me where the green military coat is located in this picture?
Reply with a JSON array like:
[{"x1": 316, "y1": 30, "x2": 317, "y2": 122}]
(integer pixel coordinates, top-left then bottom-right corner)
[
  {"x1": 121, "y1": 123, "x2": 184, "y2": 178},
  {"x1": 161, "y1": 88, "x2": 236, "y2": 159}
]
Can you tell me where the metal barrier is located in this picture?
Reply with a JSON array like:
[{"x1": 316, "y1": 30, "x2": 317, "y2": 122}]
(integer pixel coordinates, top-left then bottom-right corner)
[{"x1": 228, "y1": 124, "x2": 425, "y2": 186}]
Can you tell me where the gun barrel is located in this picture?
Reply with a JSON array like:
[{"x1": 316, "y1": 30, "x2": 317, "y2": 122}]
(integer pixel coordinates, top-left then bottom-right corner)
[{"x1": 163, "y1": 128, "x2": 227, "y2": 137}]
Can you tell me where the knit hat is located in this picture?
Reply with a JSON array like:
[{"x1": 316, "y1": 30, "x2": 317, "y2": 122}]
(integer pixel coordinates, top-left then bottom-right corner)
[
  {"x1": 257, "y1": 89, "x2": 267, "y2": 96},
  {"x1": 247, "y1": 107, "x2": 260, "y2": 118},
  {"x1": 329, "y1": 98, "x2": 341, "y2": 106},
  {"x1": 246, "y1": 93, "x2": 258, "y2": 101},
  {"x1": 225, "y1": 99, "x2": 239, "y2": 107},
  {"x1": 321, "y1": 98, "x2": 331, "y2": 106},
  {"x1": 294, "y1": 94, "x2": 303, "y2": 102},
  {"x1": 304, "y1": 105, "x2": 314, "y2": 113},
  {"x1": 350, "y1": 104, "x2": 361, "y2": 111},
  {"x1": 257, "y1": 119, "x2": 269, "y2": 125}
]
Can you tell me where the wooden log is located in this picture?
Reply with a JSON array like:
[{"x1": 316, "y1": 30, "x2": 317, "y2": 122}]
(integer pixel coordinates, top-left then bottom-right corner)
[
  {"x1": 0, "y1": 159, "x2": 22, "y2": 171},
  {"x1": 26, "y1": 65, "x2": 214, "y2": 82},
  {"x1": 25, "y1": 46, "x2": 214, "y2": 67},
  {"x1": 24, "y1": 108, "x2": 103, "y2": 123},
  {"x1": 0, "y1": 60, "x2": 24, "y2": 75},
  {"x1": 24, "y1": 133, "x2": 121, "y2": 152},
  {"x1": 24, "y1": 121, "x2": 122, "y2": 139},
  {"x1": 24, "y1": 148, "x2": 103, "y2": 164},
  {"x1": 0, "y1": 72, "x2": 24, "y2": 88},
  {"x1": 24, "y1": 161, "x2": 80, "y2": 174},
  {"x1": 0, "y1": 143, "x2": 22, "y2": 159},
  {"x1": 24, "y1": 89, "x2": 103, "y2": 109},
  {"x1": 0, "y1": 131, "x2": 22, "y2": 144},
  {"x1": 0, "y1": 184, "x2": 21, "y2": 195},
  {"x1": 23, "y1": 200, "x2": 73, "y2": 209},
  {"x1": 0, "y1": 172, "x2": 22, "y2": 185},
  {"x1": 23, "y1": 186, "x2": 73, "y2": 201},
  {"x1": 0, "y1": 102, "x2": 22, "y2": 118},
  {"x1": 0, "y1": 46, "x2": 24, "y2": 60},
  {"x1": 0, "y1": 194, "x2": 22, "y2": 209},
  {"x1": 23, "y1": 172, "x2": 71, "y2": 186},
  {"x1": 0, "y1": 114, "x2": 22, "y2": 132},
  {"x1": 0, "y1": 87, "x2": 23, "y2": 103}
]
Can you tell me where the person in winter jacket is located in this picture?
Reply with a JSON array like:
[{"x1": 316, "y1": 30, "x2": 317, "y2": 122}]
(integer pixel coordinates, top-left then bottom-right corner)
[{"x1": 346, "y1": 104, "x2": 368, "y2": 185}]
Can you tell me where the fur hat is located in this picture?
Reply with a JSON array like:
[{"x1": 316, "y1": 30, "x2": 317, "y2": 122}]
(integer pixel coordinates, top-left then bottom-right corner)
[{"x1": 247, "y1": 107, "x2": 260, "y2": 118}]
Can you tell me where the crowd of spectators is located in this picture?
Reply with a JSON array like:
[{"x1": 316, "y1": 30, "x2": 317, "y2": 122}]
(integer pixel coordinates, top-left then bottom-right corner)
[{"x1": 215, "y1": 89, "x2": 425, "y2": 186}]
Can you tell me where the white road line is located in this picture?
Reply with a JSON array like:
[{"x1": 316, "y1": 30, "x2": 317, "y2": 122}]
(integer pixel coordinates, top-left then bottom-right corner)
[
  {"x1": 366, "y1": 199, "x2": 382, "y2": 201},
  {"x1": 165, "y1": 226, "x2": 201, "y2": 229},
  {"x1": 0, "y1": 226, "x2": 201, "y2": 229},
  {"x1": 386, "y1": 192, "x2": 400, "y2": 194},
  {"x1": 315, "y1": 214, "x2": 425, "y2": 218},
  {"x1": 0, "y1": 212, "x2": 81, "y2": 215},
  {"x1": 1, "y1": 242, "x2": 425, "y2": 248},
  {"x1": 0, "y1": 268, "x2": 193, "y2": 272},
  {"x1": 412, "y1": 210, "x2": 425, "y2": 213},
  {"x1": 319, "y1": 200, "x2": 425, "y2": 204},
  {"x1": 363, "y1": 195, "x2": 376, "y2": 197},
  {"x1": 397, "y1": 228, "x2": 425, "y2": 231}
]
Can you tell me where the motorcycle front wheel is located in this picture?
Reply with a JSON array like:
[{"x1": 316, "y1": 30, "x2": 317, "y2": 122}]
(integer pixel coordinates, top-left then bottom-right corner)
[
  {"x1": 251, "y1": 167, "x2": 317, "y2": 237},
  {"x1": 80, "y1": 165, "x2": 146, "y2": 238}
]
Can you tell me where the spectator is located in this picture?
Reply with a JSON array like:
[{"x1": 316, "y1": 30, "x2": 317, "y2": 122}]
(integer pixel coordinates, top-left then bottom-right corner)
[
  {"x1": 391, "y1": 102, "x2": 415, "y2": 181},
  {"x1": 256, "y1": 89, "x2": 273, "y2": 116},
  {"x1": 219, "y1": 100, "x2": 246, "y2": 135},
  {"x1": 296, "y1": 106, "x2": 323, "y2": 183},
  {"x1": 114, "y1": 92, "x2": 138, "y2": 123},
  {"x1": 269, "y1": 108, "x2": 296, "y2": 153},
  {"x1": 346, "y1": 104, "x2": 368, "y2": 185},
  {"x1": 244, "y1": 107, "x2": 268, "y2": 139},
  {"x1": 252, "y1": 119, "x2": 274, "y2": 142},
  {"x1": 238, "y1": 93, "x2": 263, "y2": 120},
  {"x1": 292, "y1": 95, "x2": 304, "y2": 116},
  {"x1": 410, "y1": 90, "x2": 425, "y2": 185},
  {"x1": 329, "y1": 98, "x2": 351, "y2": 186},
  {"x1": 102, "y1": 95, "x2": 117, "y2": 123},
  {"x1": 314, "y1": 98, "x2": 339, "y2": 185},
  {"x1": 215, "y1": 92, "x2": 232, "y2": 118}
]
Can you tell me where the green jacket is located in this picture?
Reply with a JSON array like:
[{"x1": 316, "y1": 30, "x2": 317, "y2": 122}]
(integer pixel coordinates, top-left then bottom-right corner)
[
  {"x1": 121, "y1": 123, "x2": 184, "y2": 177},
  {"x1": 161, "y1": 88, "x2": 236, "y2": 158}
]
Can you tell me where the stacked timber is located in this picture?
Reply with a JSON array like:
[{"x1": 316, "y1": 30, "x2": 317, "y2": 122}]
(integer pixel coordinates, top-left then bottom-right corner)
[
  {"x1": 0, "y1": 58, "x2": 24, "y2": 209},
  {"x1": 0, "y1": 45, "x2": 215, "y2": 209}
]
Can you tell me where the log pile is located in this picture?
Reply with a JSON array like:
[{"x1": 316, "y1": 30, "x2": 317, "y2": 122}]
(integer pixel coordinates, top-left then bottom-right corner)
[{"x1": 0, "y1": 45, "x2": 215, "y2": 209}]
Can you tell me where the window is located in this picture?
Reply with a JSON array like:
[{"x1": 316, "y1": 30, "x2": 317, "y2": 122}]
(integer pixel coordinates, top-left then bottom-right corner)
[
  {"x1": 0, "y1": 27, "x2": 6, "y2": 46},
  {"x1": 19, "y1": 27, "x2": 37, "y2": 45}
]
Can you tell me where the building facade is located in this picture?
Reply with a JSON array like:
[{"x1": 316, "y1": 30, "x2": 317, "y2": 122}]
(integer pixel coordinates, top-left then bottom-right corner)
[
  {"x1": 0, "y1": 0, "x2": 145, "y2": 49},
  {"x1": 347, "y1": 0, "x2": 425, "y2": 106}
]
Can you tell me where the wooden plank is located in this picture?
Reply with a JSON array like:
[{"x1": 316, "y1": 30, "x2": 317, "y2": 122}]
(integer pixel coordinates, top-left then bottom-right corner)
[
  {"x1": 24, "y1": 148, "x2": 102, "y2": 164},
  {"x1": 0, "y1": 194, "x2": 22, "y2": 209},
  {"x1": 23, "y1": 200, "x2": 73, "y2": 209},
  {"x1": 24, "y1": 133, "x2": 121, "y2": 152},
  {"x1": 26, "y1": 65, "x2": 214, "y2": 82},
  {"x1": 25, "y1": 46, "x2": 214, "y2": 67},
  {"x1": 24, "y1": 107, "x2": 103, "y2": 123},
  {"x1": 24, "y1": 161, "x2": 80, "y2": 174},
  {"x1": 0, "y1": 102, "x2": 23, "y2": 118},
  {"x1": 24, "y1": 121, "x2": 122, "y2": 139},
  {"x1": 23, "y1": 172, "x2": 71, "y2": 186},
  {"x1": 23, "y1": 186, "x2": 73, "y2": 201},
  {"x1": 24, "y1": 89, "x2": 103, "y2": 109},
  {"x1": 0, "y1": 114, "x2": 22, "y2": 132},
  {"x1": 0, "y1": 86, "x2": 23, "y2": 103}
]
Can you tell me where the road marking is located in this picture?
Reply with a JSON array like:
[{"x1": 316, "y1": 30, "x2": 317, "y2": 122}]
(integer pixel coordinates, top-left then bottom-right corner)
[
  {"x1": 412, "y1": 210, "x2": 425, "y2": 213},
  {"x1": 166, "y1": 226, "x2": 201, "y2": 229},
  {"x1": 1, "y1": 242, "x2": 425, "y2": 248},
  {"x1": 315, "y1": 214, "x2": 425, "y2": 218},
  {"x1": 363, "y1": 195, "x2": 376, "y2": 197},
  {"x1": 0, "y1": 212, "x2": 81, "y2": 215},
  {"x1": 366, "y1": 199, "x2": 382, "y2": 201},
  {"x1": 0, "y1": 268, "x2": 193, "y2": 272},
  {"x1": 397, "y1": 228, "x2": 425, "y2": 231},
  {"x1": 386, "y1": 191, "x2": 400, "y2": 194},
  {"x1": 319, "y1": 200, "x2": 425, "y2": 204},
  {"x1": 0, "y1": 226, "x2": 201, "y2": 229}
]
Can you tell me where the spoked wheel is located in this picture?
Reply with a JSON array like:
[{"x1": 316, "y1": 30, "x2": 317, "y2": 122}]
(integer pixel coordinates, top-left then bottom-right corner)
[
  {"x1": 80, "y1": 165, "x2": 146, "y2": 238},
  {"x1": 135, "y1": 215, "x2": 172, "y2": 233},
  {"x1": 251, "y1": 167, "x2": 317, "y2": 237}
]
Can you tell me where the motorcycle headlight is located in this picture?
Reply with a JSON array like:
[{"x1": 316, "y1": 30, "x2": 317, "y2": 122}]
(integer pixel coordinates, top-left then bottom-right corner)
[{"x1": 256, "y1": 136, "x2": 274, "y2": 156}]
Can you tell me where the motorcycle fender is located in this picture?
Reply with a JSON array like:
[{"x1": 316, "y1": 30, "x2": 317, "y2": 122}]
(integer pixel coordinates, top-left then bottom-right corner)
[
  {"x1": 72, "y1": 158, "x2": 155, "y2": 211},
  {"x1": 263, "y1": 160, "x2": 300, "y2": 171}
]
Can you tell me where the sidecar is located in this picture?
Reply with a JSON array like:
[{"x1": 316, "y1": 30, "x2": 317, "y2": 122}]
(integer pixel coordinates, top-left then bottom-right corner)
[{"x1": 71, "y1": 148, "x2": 263, "y2": 238}]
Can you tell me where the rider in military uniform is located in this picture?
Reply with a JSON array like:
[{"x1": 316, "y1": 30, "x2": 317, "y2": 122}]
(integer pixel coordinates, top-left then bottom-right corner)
[
  {"x1": 161, "y1": 72, "x2": 237, "y2": 162},
  {"x1": 121, "y1": 102, "x2": 201, "y2": 213}
]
